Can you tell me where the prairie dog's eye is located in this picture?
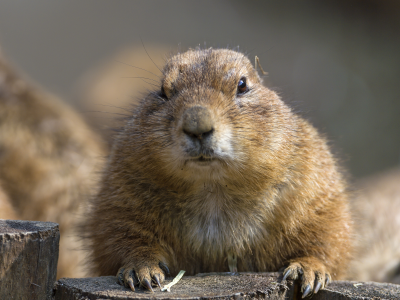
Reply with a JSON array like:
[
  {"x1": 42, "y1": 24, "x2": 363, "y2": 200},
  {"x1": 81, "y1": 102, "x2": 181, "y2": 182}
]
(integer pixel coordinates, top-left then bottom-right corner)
[
  {"x1": 237, "y1": 77, "x2": 248, "y2": 94},
  {"x1": 160, "y1": 86, "x2": 168, "y2": 100}
]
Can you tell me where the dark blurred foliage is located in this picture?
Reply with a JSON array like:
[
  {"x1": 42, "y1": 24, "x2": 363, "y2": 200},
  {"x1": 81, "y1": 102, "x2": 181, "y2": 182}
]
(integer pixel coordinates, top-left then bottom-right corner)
[{"x1": 0, "y1": 0, "x2": 399, "y2": 178}]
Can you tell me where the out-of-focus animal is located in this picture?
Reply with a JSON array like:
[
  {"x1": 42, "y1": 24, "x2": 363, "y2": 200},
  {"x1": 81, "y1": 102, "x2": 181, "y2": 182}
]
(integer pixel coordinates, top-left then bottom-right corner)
[
  {"x1": 76, "y1": 44, "x2": 171, "y2": 146},
  {"x1": 0, "y1": 50, "x2": 106, "y2": 278},
  {"x1": 348, "y1": 167, "x2": 400, "y2": 284}
]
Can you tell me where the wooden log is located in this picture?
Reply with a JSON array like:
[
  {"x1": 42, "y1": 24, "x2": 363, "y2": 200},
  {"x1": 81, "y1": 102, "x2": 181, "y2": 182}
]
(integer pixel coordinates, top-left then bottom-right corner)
[
  {"x1": 0, "y1": 220, "x2": 59, "y2": 300},
  {"x1": 53, "y1": 272, "x2": 400, "y2": 300}
]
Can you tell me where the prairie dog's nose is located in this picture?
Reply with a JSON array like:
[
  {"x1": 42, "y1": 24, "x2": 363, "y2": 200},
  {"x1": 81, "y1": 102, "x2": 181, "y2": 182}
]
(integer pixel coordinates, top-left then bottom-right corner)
[{"x1": 182, "y1": 106, "x2": 214, "y2": 138}]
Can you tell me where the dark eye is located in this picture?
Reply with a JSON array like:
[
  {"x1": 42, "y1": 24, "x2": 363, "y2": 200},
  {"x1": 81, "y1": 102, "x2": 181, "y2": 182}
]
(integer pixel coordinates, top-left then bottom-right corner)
[
  {"x1": 237, "y1": 77, "x2": 248, "y2": 94},
  {"x1": 160, "y1": 86, "x2": 168, "y2": 100}
]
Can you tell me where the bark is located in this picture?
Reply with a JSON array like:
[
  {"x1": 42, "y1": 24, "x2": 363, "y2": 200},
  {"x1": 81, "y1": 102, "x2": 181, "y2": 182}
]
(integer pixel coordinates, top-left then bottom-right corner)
[
  {"x1": 53, "y1": 272, "x2": 400, "y2": 300},
  {"x1": 0, "y1": 220, "x2": 59, "y2": 300}
]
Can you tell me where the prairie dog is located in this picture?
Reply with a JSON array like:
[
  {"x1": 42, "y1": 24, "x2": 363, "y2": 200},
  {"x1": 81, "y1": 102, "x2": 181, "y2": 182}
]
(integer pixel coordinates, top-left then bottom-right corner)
[
  {"x1": 0, "y1": 51, "x2": 105, "y2": 278},
  {"x1": 0, "y1": 183, "x2": 17, "y2": 220},
  {"x1": 85, "y1": 48, "x2": 353, "y2": 297},
  {"x1": 348, "y1": 167, "x2": 400, "y2": 284}
]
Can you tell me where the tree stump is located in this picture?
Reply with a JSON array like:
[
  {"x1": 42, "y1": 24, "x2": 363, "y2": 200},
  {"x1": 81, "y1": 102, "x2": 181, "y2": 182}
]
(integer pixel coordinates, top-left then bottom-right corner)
[
  {"x1": 0, "y1": 220, "x2": 59, "y2": 300},
  {"x1": 53, "y1": 272, "x2": 400, "y2": 300}
]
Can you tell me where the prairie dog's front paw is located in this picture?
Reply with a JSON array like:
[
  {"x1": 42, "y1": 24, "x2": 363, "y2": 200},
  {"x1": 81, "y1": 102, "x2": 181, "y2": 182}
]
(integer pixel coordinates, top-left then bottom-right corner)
[
  {"x1": 117, "y1": 261, "x2": 169, "y2": 292},
  {"x1": 282, "y1": 257, "x2": 331, "y2": 298}
]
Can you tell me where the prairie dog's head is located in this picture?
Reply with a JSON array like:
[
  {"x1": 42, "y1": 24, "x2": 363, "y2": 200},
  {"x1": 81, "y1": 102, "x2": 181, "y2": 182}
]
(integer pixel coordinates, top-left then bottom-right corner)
[{"x1": 129, "y1": 48, "x2": 294, "y2": 185}]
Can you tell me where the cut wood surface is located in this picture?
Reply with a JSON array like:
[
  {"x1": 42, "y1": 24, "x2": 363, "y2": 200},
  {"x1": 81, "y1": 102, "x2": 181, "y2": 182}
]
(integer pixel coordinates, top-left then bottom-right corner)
[
  {"x1": 0, "y1": 219, "x2": 59, "y2": 300},
  {"x1": 53, "y1": 272, "x2": 400, "y2": 300}
]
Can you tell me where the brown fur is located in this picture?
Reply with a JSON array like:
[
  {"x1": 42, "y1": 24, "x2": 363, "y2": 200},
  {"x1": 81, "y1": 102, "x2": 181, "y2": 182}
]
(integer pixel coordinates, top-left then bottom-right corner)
[
  {"x1": 0, "y1": 51, "x2": 106, "y2": 278},
  {"x1": 0, "y1": 183, "x2": 18, "y2": 220},
  {"x1": 348, "y1": 167, "x2": 400, "y2": 284},
  {"x1": 84, "y1": 48, "x2": 353, "y2": 293}
]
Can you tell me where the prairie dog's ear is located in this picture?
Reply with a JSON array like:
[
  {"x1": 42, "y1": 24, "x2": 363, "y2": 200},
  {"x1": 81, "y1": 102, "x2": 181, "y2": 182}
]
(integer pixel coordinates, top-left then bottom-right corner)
[{"x1": 255, "y1": 56, "x2": 268, "y2": 75}]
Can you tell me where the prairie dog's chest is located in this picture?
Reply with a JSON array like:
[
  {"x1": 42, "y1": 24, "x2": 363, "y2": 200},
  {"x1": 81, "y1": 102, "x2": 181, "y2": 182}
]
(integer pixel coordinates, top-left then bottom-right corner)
[{"x1": 179, "y1": 186, "x2": 269, "y2": 256}]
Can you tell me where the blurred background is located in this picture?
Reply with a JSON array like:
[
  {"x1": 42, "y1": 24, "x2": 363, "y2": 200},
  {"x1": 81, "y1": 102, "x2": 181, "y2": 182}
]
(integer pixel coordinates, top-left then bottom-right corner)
[{"x1": 0, "y1": 0, "x2": 399, "y2": 180}]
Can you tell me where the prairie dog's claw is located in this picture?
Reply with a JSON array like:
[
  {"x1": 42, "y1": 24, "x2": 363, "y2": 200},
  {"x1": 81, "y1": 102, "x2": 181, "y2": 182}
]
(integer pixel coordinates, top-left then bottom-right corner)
[
  {"x1": 302, "y1": 284, "x2": 312, "y2": 298},
  {"x1": 117, "y1": 268, "x2": 125, "y2": 286},
  {"x1": 159, "y1": 261, "x2": 170, "y2": 275},
  {"x1": 117, "y1": 267, "x2": 138, "y2": 291},
  {"x1": 117, "y1": 261, "x2": 168, "y2": 292},
  {"x1": 326, "y1": 273, "x2": 331, "y2": 285},
  {"x1": 142, "y1": 278, "x2": 153, "y2": 292},
  {"x1": 282, "y1": 269, "x2": 292, "y2": 281},
  {"x1": 128, "y1": 279, "x2": 135, "y2": 291},
  {"x1": 153, "y1": 274, "x2": 162, "y2": 290},
  {"x1": 314, "y1": 281, "x2": 322, "y2": 294},
  {"x1": 282, "y1": 258, "x2": 330, "y2": 296}
]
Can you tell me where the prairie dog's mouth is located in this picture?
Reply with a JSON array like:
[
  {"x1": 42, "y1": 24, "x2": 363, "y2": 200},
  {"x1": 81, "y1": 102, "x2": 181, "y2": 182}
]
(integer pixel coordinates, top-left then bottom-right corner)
[
  {"x1": 186, "y1": 155, "x2": 218, "y2": 165},
  {"x1": 197, "y1": 156, "x2": 213, "y2": 162}
]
